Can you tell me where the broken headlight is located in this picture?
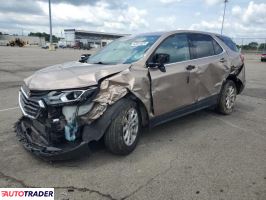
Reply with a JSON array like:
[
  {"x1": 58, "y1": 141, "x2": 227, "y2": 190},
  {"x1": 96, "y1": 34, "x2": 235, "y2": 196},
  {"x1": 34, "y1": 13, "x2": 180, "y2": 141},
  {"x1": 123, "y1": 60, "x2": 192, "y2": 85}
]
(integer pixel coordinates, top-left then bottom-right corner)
[
  {"x1": 60, "y1": 90, "x2": 85, "y2": 102},
  {"x1": 45, "y1": 87, "x2": 97, "y2": 105}
]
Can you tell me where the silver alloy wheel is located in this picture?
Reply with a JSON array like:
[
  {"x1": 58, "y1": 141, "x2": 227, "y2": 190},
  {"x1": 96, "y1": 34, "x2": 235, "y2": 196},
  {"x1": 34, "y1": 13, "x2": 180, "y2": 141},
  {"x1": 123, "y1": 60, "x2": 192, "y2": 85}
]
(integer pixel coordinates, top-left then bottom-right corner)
[
  {"x1": 122, "y1": 108, "x2": 139, "y2": 146},
  {"x1": 225, "y1": 86, "x2": 236, "y2": 109}
]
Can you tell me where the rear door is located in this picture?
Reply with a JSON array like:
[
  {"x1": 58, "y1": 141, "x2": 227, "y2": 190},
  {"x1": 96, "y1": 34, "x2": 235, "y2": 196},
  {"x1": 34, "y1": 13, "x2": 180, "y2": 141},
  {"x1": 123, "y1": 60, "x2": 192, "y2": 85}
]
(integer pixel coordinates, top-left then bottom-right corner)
[
  {"x1": 149, "y1": 33, "x2": 198, "y2": 116},
  {"x1": 187, "y1": 33, "x2": 230, "y2": 101}
]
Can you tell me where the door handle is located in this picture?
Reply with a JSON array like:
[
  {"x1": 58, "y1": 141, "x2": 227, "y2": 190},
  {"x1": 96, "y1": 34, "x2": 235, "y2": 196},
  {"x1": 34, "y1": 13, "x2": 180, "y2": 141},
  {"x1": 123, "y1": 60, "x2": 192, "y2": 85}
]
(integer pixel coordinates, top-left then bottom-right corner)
[
  {"x1": 186, "y1": 65, "x2": 195, "y2": 84},
  {"x1": 186, "y1": 65, "x2": 195, "y2": 71},
  {"x1": 219, "y1": 58, "x2": 225, "y2": 63}
]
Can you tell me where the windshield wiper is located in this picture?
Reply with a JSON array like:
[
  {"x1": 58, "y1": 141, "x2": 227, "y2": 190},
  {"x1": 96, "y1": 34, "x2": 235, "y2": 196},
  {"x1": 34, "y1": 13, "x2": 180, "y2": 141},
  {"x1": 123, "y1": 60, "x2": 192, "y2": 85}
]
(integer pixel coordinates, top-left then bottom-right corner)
[
  {"x1": 92, "y1": 61, "x2": 114, "y2": 65},
  {"x1": 93, "y1": 61, "x2": 105, "y2": 65}
]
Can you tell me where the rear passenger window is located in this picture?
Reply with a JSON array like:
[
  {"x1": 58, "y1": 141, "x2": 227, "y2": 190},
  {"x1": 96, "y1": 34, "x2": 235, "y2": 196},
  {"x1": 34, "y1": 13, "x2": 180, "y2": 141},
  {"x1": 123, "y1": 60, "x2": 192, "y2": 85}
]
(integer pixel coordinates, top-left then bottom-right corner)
[
  {"x1": 212, "y1": 40, "x2": 223, "y2": 54},
  {"x1": 155, "y1": 34, "x2": 190, "y2": 63},
  {"x1": 189, "y1": 34, "x2": 215, "y2": 59}
]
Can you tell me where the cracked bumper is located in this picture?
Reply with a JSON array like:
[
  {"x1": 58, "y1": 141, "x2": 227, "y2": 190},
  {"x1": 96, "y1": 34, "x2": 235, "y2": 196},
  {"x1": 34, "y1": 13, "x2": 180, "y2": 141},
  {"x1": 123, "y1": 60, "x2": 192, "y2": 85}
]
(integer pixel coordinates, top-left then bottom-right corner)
[{"x1": 15, "y1": 118, "x2": 89, "y2": 161}]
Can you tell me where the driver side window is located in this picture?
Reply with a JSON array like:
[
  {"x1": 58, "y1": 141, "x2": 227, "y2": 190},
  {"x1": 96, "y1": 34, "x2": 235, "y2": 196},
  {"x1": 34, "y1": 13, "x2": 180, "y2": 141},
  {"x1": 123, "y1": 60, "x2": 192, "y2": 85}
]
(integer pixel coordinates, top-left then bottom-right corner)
[{"x1": 155, "y1": 34, "x2": 190, "y2": 64}]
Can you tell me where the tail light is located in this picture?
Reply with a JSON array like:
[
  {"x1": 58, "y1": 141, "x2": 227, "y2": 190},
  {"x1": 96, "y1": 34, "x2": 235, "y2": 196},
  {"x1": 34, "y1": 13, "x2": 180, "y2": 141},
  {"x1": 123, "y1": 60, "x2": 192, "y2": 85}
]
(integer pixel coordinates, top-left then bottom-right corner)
[{"x1": 240, "y1": 54, "x2": 244, "y2": 63}]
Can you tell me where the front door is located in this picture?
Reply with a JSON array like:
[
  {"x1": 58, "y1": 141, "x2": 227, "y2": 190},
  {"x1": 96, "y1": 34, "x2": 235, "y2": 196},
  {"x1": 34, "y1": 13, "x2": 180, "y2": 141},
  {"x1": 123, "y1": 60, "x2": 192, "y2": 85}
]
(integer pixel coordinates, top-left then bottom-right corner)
[{"x1": 149, "y1": 33, "x2": 198, "y2": 116}]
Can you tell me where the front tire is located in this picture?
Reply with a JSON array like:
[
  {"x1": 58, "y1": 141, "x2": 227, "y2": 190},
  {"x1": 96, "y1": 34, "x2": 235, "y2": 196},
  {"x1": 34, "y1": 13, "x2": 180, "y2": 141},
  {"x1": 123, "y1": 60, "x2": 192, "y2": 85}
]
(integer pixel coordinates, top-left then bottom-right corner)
[
  {"x1": 217, "y1": 80, "x2": 237, "y2": 115},
  {"x1": 104, "y1": 99, "x2": 140, "y2": 155}
]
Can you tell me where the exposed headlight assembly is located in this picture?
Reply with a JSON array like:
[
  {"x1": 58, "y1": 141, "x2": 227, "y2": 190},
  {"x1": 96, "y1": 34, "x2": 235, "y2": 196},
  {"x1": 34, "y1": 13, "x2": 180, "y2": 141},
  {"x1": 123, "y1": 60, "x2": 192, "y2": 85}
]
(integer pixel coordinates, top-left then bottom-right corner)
[
  {"x1": 60, "y1": 90, "x2": 85, "y2": 102},
  {"x1": 45, "y1": 87, "x2": 97, "y2": 105}
]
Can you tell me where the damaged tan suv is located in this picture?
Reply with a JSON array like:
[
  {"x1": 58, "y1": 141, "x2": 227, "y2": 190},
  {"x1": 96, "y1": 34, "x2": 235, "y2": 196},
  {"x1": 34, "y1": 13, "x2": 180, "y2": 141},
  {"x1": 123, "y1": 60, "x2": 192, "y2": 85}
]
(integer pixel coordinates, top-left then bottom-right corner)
[{"x1": 16, "y1": 31, "x2": 245, "y2": 160}]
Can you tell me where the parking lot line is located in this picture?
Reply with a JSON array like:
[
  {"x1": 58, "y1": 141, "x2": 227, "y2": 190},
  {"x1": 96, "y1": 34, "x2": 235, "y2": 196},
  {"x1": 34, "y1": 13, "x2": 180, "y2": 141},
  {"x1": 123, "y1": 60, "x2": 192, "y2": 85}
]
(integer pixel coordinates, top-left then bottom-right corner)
[{"x1": 0, "y1": 106, "x2": 19, "y2": 112}]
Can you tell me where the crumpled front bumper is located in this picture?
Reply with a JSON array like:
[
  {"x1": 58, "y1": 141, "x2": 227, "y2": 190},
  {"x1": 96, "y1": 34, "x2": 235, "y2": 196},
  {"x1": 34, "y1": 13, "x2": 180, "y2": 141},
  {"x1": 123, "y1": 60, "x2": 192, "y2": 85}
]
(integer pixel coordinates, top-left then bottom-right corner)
[{"x1": 15, "y1": 117, "x2": 89, "y2": 161}]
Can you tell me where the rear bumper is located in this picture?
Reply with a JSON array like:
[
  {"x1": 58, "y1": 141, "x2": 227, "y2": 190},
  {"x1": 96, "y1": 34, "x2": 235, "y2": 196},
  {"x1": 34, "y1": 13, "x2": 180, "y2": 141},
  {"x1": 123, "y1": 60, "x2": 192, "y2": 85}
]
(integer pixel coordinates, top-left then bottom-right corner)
[
  {"x1": 15, "y1": 117, "x2": 89, "y2": 161},
  {"x1": 236, "y1": 64, "x2": 246, "y2": 94}
]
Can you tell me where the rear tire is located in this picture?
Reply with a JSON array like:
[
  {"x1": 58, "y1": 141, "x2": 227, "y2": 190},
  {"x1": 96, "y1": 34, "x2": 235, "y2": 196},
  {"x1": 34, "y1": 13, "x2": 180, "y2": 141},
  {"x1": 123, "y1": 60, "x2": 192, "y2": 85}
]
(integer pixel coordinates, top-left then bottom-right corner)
[
  {"x1": 104, "y1": 99, "x2": 140, "y2": 155},
  {"x1": 217, "y1": 80, "x2": 237, "y2": 115}
]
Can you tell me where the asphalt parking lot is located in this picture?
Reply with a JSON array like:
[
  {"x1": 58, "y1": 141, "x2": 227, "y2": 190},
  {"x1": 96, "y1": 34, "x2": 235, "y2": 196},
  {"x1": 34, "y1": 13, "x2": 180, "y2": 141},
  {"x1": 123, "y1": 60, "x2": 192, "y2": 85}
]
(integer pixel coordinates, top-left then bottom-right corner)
[{"x1": 0, "y1": 46, "x2": 265, "y2": 200}]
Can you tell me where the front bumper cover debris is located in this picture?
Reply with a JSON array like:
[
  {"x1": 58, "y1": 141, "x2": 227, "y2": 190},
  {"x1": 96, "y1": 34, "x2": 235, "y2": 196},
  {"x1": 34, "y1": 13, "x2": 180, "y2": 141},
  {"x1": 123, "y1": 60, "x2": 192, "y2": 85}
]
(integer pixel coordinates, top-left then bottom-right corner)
[{"x1": 15, "y1": 117, "x2": 89, "y2": 161}]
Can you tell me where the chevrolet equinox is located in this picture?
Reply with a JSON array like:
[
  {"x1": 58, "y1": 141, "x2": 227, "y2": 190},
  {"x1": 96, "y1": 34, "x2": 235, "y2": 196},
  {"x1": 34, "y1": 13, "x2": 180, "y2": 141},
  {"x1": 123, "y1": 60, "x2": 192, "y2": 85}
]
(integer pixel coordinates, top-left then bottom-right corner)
[{"x1": 16, "y1": 30, "x2": 245, "y2": 160}]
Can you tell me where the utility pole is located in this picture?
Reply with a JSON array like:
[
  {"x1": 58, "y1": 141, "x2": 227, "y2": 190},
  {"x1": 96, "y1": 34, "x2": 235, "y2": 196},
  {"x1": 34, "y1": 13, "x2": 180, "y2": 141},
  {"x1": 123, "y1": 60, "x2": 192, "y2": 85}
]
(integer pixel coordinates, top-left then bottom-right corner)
[
  {"x1": 48, "y1": 0, "x2": 55, "y2": 50},
  {"x1": 221, "y1": 0, "x2": 228, "y2": 35}
]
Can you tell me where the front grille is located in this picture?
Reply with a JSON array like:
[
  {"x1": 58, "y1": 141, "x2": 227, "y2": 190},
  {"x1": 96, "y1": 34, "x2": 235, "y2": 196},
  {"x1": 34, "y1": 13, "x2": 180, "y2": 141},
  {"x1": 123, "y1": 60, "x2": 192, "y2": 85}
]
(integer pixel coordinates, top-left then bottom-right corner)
[
  {"x1": 19, "y1": 88, "x2": 44, "y2": 119},
  {"x1": 30, "y1": 90, "x2": 49, "y2": 98}
]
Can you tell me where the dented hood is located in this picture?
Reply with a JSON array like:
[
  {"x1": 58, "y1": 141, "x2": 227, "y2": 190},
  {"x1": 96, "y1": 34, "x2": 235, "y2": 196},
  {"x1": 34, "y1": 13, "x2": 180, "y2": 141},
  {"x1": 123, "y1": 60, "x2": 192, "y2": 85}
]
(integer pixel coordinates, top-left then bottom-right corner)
[{"x1": 24, "y1": 61, "x2": 130, "y2": 90}]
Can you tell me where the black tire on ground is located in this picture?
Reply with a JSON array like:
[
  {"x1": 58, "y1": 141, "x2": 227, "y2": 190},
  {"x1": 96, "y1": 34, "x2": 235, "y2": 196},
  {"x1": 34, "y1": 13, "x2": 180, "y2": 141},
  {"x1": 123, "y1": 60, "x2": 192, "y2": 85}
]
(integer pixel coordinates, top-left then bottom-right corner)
[
  {"x1": 104, "y1": 99, "x2": 141, "y2": 155},
  {"x1": 217, "y1": 80, "x2": 237, "y2": 115}
]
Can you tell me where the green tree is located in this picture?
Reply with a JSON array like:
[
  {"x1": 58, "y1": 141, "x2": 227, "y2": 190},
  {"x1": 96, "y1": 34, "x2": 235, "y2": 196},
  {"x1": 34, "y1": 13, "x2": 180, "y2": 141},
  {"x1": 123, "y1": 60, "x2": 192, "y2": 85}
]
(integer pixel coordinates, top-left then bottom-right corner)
[
  {"x1": 242, "y1": 44, "x2": 250, "y2": 50},
  {"x1": 248, "y1": 42, "x2": 258, "y2": 49},
  {"x1": 28, "y1": 32, "x2": 60, "y2": 42},
  {"x1": 258, "y1": 43, "x2": 266, "y2": 51}
]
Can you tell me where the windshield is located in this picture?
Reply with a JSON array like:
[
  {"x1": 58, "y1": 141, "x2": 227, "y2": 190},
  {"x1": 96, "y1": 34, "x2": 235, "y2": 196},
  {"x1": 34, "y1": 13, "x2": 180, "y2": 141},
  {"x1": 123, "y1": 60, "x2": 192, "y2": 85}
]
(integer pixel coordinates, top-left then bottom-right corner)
[{"x1": 87, "y1": 35, "x2": 160, "y2": 65}]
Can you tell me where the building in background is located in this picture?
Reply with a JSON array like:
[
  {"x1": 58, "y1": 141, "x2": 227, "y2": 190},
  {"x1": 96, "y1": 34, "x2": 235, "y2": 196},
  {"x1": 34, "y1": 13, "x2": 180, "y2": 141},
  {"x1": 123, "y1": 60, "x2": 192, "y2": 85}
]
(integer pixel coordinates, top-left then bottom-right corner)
[
  {"x1": 0, "y1": 35, "x2": 45, "y2": 46},
  {"x1": 64, "y1": 29, "x2": 127, "y2": 49}
]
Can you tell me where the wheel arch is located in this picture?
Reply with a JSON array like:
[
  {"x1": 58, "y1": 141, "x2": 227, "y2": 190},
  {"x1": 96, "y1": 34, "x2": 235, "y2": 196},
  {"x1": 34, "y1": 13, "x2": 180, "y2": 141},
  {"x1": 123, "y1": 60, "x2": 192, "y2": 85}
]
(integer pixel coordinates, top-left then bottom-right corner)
[
  {"x1": 226, "y1": 74, "x2": 244, "y2": 94},
  {"x1": 82, "y1": 94, "x2": 149, "y2": 143},
  {"x1": 126, "y1": 92, "x2": 150, "y2": 128}
]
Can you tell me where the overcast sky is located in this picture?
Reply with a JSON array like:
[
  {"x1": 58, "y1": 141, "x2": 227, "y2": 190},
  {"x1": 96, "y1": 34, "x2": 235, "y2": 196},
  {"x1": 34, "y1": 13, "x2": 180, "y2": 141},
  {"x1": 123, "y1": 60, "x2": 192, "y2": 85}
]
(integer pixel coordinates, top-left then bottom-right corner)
[{"x1": 0, "y1": 0, "x2": 266, "y2": 38}]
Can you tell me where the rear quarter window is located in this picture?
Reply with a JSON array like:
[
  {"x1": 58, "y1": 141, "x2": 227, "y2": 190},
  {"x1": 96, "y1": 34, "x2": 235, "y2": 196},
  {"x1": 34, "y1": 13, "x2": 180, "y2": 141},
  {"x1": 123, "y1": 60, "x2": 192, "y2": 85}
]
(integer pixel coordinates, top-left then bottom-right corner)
[
  {"x1": 212, "y1": 40, "x2": 223, "y2": 55},
  {"x1": 216, "y1": 35, "x2": 238, "y2": 52}
]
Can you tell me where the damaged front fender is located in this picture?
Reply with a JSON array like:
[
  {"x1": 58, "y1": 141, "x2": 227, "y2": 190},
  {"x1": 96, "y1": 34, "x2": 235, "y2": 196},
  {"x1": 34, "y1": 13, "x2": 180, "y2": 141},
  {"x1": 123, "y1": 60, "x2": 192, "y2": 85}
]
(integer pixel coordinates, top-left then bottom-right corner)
[
  {"x1": 80, "y1": 67, "x2": 152, "y2": 124},
  {"x1": 80, "y1": 84, "x2": 128, "y2": 123}
]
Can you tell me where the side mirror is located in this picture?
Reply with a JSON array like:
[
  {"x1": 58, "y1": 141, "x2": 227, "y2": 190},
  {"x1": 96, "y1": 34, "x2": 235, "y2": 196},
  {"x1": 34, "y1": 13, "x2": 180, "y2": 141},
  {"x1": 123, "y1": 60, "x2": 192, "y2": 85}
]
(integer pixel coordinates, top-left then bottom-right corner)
[
  {"x1": 79, "y1": 54, "x2": 91, "y2": 63},
  {"x1": 147, "y1": 53, "x2": 169, "y2": 72},
  {"x1": 154, "y1": 53, "x2": 170, "y2": 64}
]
